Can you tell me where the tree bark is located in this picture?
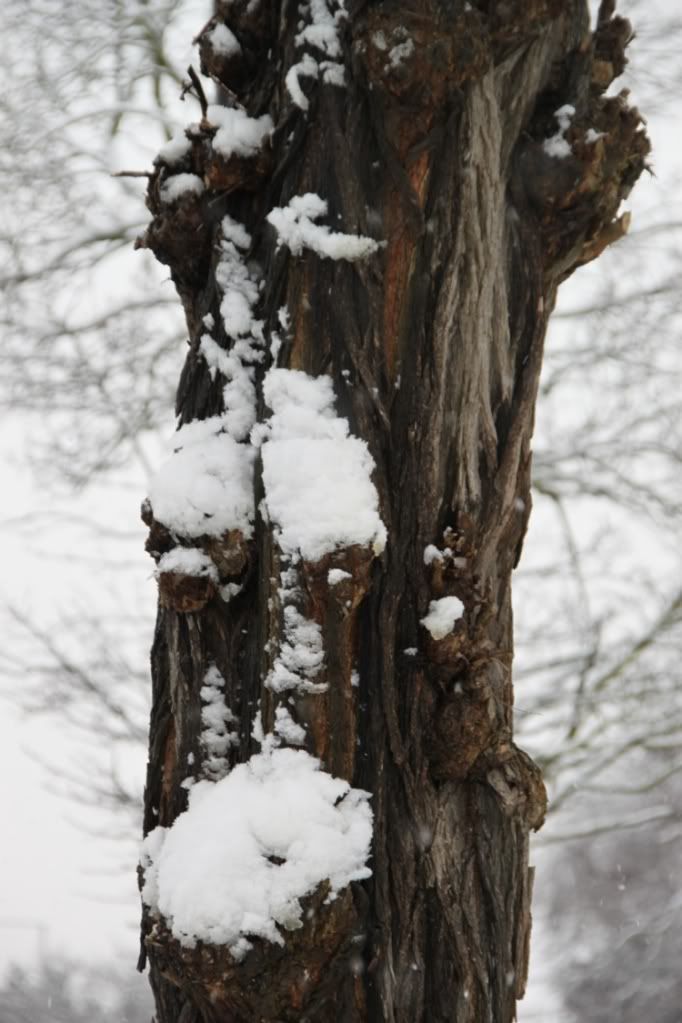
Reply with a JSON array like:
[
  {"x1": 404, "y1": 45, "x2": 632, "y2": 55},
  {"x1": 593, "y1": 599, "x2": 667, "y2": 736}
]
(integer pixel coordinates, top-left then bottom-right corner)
[{"x1": 137, "y1": 1, "x2": 648, "y2": 1020}]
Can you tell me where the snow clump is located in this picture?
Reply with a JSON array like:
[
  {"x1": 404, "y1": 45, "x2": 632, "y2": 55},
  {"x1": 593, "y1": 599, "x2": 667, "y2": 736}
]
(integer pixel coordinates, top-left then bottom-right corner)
[
  {"x1": 328, "y1": 568, "x2": 352, "y2": 585},
  {"x1": 388, "y1": 37, "x2": 415, "y2": 68},
  {"x1": 209, "y1": 23, "x2": 241, "y2": 57},
  {"x1": 149, "y1": 213, "x2": 267, "y2": 542},
  {"x1": 267, "y1": 193, "x2": 380, "y2": 261},
  {"x1": 156, "y1": 548, "x2": 219, "y2": 582},
  {"x1": 157, "y1": 132, "x2": 192, "y2": 164},
  {"x1": 266, "y1": 605, "x2": 326, "y2": 694},
  {"x1": 420, "y1": 596, "x2": 465, "y2": 641},
  {"x1": 423, "y1": 544, "x2": 444, "y2": 565},
  {"x1": 543, "y1": 104, "x2": 575, "y2": 159},
  {"x1": 273, "y1": 705, "x2": 306, "y2": 746},
  {"x1": 200, "y1": 665, "x2": 238, "y2": 780},
  {"x1": 199, "y1": 215, "x2": 265, "y2": 443},
  {"x1": 206, "y1": 105, "x2": 273, "y2": 160},
  {"x1": 148, "y1": 417, "x2": 255, "y2": 539},
  {"x1": 160, "y1": 173, "x2": 204, "y2": 203},
  {"x1": 139, "y1": 745, "x2": 373, "y2": 957},
  {"x1": 286, "y1": 0, "x2": 347, "y2": 110},
  {"x1": 256, "y1": 368, "x2": 387, "y2": 561}
]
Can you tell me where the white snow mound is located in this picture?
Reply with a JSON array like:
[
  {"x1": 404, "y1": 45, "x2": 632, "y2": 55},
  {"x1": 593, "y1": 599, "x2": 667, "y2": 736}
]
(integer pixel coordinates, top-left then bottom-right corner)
[
  {"x1": 258, "y1": 369, "x2": 387, "y2": 561},
  {"x1": 140, "y1": 746, "x2": 372, "y2": 956},
  {"x1": 420, "y1": 595, "x2": 465, "y2": 640},
  {"x1": 148, "y1": 417, "x2": 254, "y2": 538}
]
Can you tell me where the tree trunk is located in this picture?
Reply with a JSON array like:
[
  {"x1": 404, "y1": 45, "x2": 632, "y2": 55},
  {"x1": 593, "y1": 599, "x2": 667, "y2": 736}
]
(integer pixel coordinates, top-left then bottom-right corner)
[{"x1": 137, "y1": 1, "x2": 647, "y2": 1020}]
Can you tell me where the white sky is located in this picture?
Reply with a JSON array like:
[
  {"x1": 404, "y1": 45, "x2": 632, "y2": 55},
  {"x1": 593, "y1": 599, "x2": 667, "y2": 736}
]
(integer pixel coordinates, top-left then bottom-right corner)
[{"x1": 0, "y1": 438, "x2": 148, "y2": 975}]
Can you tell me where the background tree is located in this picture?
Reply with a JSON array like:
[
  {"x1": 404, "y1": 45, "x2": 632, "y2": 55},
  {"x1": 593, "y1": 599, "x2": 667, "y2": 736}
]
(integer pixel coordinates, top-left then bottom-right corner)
[
  {"x1": 0, "y1": 0, "x2": 195, "y2": 483},
  {"x1": 133, "y1": 1, "x2": 648, "y2": 1021},
  {"x1": 0, "y1": 959, "x2": 152, "y2": 1023},
  {"x1": 544, "y1": 769, "x2": 682, "y2": 1023},
  {"x1": 0, "y1": 0, "x2": 195, "y2": 831}
]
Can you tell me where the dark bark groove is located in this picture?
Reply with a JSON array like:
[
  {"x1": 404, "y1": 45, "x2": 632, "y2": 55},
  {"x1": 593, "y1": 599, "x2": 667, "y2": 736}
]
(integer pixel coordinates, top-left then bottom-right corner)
[{"x1": 136, "y1": 1, "x2": 648, "y2": 1020}]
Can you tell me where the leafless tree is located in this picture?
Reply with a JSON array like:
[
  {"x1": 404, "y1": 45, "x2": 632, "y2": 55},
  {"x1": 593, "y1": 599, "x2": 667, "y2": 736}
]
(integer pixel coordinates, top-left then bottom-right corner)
[{"x1": 0, "y1": 957, "x2": 152, "y2": 1023}]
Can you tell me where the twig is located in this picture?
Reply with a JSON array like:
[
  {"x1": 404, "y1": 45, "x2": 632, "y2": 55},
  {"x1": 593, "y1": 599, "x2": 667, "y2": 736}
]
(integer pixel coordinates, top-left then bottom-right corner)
[{"x1": 181, "y1": 65, "x2": 208, "y2": 119}]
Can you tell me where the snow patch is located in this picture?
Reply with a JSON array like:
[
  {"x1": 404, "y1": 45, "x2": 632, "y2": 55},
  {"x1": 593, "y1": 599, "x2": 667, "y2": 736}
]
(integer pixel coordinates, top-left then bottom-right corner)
[
  {"x1": 209, "y1": 23, "x2": 241, "y2": 57},
  {"x1": 251, "y1": 709, "x2": 264, "y2": 745},
  {"x1": 420, "y1": 596, "x2": 465, "y2": 641},
  {"x1": 267, "y1": 194, "x2": 380, "y2": 261},
  {"x1": 156, "y1": 548, "x2": 219, "y2": 582},
  {"x1": 328, "y1": 568, "x2": 351, "y2": 585},
  {"x1": 139, "y1": 745, "x2": 372, "y2": 956},
  {"x1": 423, "y1": 544, "x2": 444, "y2": 566},
  {"x1": 296, "y1": 0, "x2": 346, "y2": 57},
  {"x1": 270, "y1": 332, "x2": 283, "y2": 363},
  {"x1": 200, "y1": 335, "x2": 258, "y2": 443},
  {"x1": 148, "y1": 417, "x2": 255, "y2": 539},
  {"x1": 139, "y1": 826, "x2": 167, "y2": 911},
  {"x1": 321, "y1": 61, "x2": 345, "y2": 87},
  {"x1": 206, "y1": 104, "x2": 273, "y2": 159},
  {"x1": 274, "y1": 705, "x2": 306, "y2": 746},
  {"x1": 160, "y1": 173, "x2": 204, "y2": 203},
  {"x1": 285, "y1": 53, "x2": 319, "y2": 112},
  {"x1": 543, "y1": 104, "x2": 575, "y2": 159},
  {"x1": 286, "y1": 0, "x2": 347, "y2": 108},
  {"x1": 388, "y1": 37, "x2": 414, "y2": 68},
  {"x1": 200, "y1": 665, "x2": 238, "y2": 780},
  {"x1": 266, "y1": 604, "x2": 326, "y2": 694},
  {"x1": 157, "y1": 132, "x2": 191, "y2": 164},
  {"x1": 213, "y1": 221, "x2": 261, "y2": 337},
  {"x1": 257, "y1": 368, "x2": 387, "y2": 561},
  {"x1": 150, "y1": 214, "x2": 264, "y2": 543},
  {"x1": 199, "y1": 215, "x2": 267, "y2": 443}
]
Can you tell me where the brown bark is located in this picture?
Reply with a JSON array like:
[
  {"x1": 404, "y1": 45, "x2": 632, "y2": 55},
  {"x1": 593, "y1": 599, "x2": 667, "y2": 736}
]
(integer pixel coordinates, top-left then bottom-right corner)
[{"x1": 137, "y1": 1, "x2": 648, "y2": 1020}]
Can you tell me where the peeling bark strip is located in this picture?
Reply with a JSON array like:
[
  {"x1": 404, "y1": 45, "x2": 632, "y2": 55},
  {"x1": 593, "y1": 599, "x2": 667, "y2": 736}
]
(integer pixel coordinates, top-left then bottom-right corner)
[{"x1": 137, "y1": 1, "x2": 648, "y2": 1020}]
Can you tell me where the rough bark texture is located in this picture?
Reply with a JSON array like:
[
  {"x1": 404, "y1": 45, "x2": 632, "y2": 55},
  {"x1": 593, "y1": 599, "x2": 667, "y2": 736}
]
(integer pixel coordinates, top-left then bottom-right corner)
[{"x1": 137, "y1": 1, "x2": 648, "y2": 1020}]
